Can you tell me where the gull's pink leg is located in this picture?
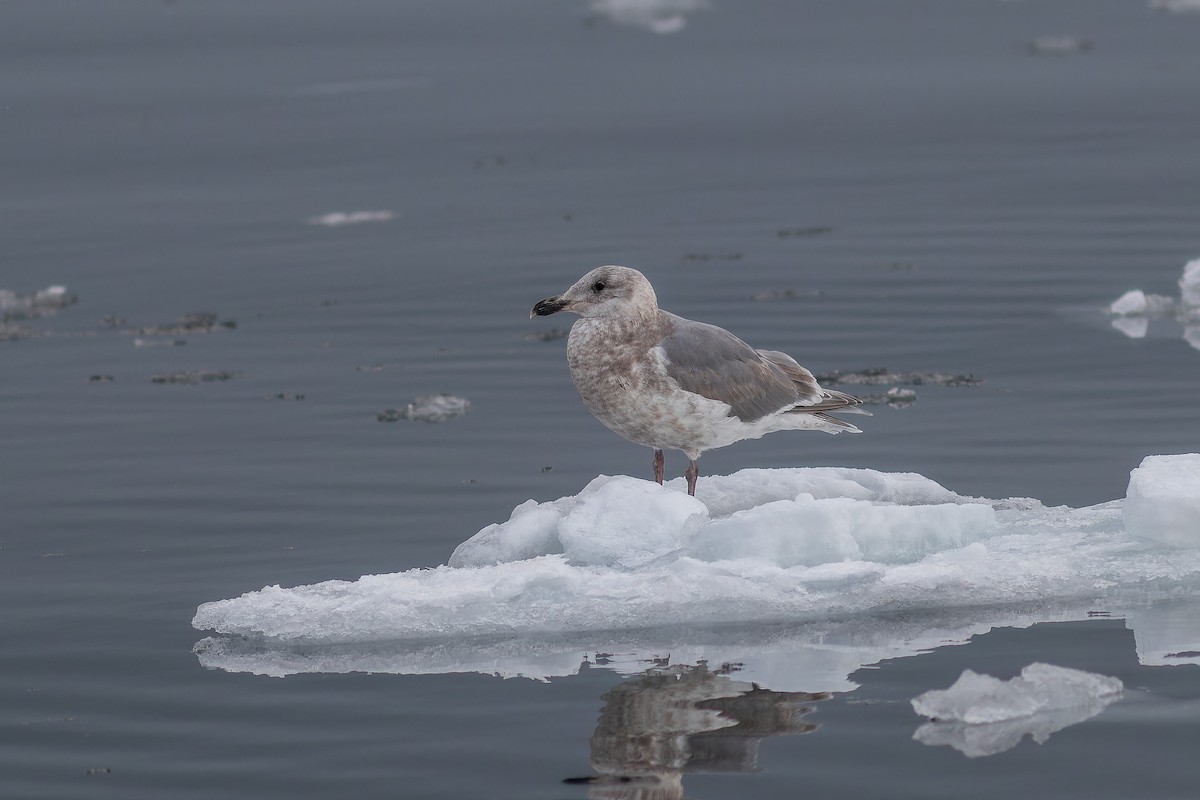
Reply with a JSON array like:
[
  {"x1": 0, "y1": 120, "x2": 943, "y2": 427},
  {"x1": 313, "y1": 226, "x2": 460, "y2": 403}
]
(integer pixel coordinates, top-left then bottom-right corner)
[
  {"x1": 685, "y1": 458, "x2": 699, "y2": 497},
  {"x1": 653, "y1": 449, "x2": 665, "y2": 485}
]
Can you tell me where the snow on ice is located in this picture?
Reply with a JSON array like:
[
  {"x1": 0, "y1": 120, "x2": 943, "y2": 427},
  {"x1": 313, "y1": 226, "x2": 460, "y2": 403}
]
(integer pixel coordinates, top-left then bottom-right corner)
[{"x1": 192, "y1": 455, "x2": 1200, "y2": 686}]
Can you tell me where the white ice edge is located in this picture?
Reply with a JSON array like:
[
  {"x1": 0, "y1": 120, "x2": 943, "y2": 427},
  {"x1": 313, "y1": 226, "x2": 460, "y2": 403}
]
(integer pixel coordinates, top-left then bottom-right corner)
[
  {"x1": 1108, "y1": 257, "x2": 1200, "y2": 349},
  {"x1": 193, "y1": 456, "x2": 1200, "y2": 689},
  {"x1": 911, "y1": 663, "x2": 1125, "y2": 758}
]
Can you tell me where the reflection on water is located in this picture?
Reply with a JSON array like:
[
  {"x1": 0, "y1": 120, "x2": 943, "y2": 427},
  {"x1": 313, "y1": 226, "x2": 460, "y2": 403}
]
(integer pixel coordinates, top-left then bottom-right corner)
[
  {"x1": 914, "y1": 701, "x2": 1118, "y2": 760},
  {"x1": 566, "y1": 662, "x2": 826, "y2": 799}
]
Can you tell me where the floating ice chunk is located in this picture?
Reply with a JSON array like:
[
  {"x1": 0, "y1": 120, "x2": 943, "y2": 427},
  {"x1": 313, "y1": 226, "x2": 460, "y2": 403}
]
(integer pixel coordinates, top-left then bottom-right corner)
[
  {"x1": 1123, "y1": 454, "x2": 1200, "y2": 548},
  {"x1": 1109, "y1": 290, "x2": 1145, "y2": 316},
  {"x1": 912, "y1": 663, "x2": 1122, "y2": 724},
  {"x1": 0, "y1": 284, "x2": 78, "y2": 322},
  {"x1": 1105, "y1": 258, "x2": 1200, "y2": 346},
  {"x1": 378, "y1": 393, "x2": 470, "y2": 423},
  {"x1": 194, "y1": 596, "x2": 1200, "y2": 687},
  {"x1": 1181, "y1": 258, "x2": 1200, "y2": 310},
  {"x1": 1185, "y1": 324, "x2": 1200, "y2": 352},
  {"x1": 193, "y1": 460, "x2": 1200, "y2": 677},
  {"x1": 912, "y1": 663, "x2": 1122, "y2": 757},
  {"x1": 307, "y1": 210, "x2": 396, "y2": 227},
  {"x1": 1028, "y1": 36, "x2": 1092, "y2": 55},
  {"x1": 1108, "y1": 289, "x2": 1176, "y2": 317},
  {"x1": 588, "y1": 0, "x2": 709, "y2": 34},
  {"x1": 1148, "y1": 0, "x2": 1200, "y2": 13}
]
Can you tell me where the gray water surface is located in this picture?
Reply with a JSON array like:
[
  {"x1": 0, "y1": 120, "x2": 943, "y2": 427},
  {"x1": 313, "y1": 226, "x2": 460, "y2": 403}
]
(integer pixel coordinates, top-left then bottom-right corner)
[{"x1": 3, "y1": 1, "x2": 1200, "y2": 797}]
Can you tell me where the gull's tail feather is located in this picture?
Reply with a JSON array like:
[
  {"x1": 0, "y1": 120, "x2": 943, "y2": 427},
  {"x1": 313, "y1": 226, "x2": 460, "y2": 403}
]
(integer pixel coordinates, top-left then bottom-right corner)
[{"x1": 810, "y1": 412, "x2": 863, "y2": 434}]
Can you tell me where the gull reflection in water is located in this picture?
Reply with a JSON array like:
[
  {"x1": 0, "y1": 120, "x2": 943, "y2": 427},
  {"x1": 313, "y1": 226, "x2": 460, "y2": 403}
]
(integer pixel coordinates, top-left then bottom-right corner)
[{"x1": 565, "y1": 661, "x2": 827, "y2": 799}]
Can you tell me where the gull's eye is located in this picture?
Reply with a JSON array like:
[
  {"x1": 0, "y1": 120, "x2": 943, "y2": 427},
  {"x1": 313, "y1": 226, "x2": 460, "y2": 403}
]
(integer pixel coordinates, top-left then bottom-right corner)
[{"x1": 591, "y1": 280, "x2": 606, "y2": 293}]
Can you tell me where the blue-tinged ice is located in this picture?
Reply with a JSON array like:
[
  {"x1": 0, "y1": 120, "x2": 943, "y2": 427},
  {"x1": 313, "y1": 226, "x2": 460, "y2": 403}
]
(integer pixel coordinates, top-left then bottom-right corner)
[
  {"x1": 192, "y1": 455, "x2": 1200, "y2": 685},
  {"x1": 912, "y1": 663, "x2": 1123, "y2": 758}
]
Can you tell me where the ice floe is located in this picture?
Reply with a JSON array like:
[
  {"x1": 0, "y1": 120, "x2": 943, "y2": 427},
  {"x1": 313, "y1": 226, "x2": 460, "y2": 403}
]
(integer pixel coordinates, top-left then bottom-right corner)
[
  {"x1": 1148, "y1": 0, "x2": 1200, "y2": 13},
  {"x1": 912, "y1": 663, "x2": 1122, "y2": 757},
  {"x1": 377, "y1": 393, "x2": 471, "y2": 423},
  {"x1": 1, "y1": 285, "x2": 78, "y2": 340},
  {"x1": 587, "y1": 0, "x2": 709, "y2": 34},
  {"x1": 1124, "y1": 454, "x2": 1200, "y2": 548},
  {"x1": 1027, "y1": 36, "x2": 1093, "y2": 55},
  {"x1": 1107, "y1": 257, "x2": 1200, "y2": 349},
  {"x1": 193, "y1": 455, "x2": 1200, "y2": 686},
  {"x1": 307, "y1": 210, "x2": 396, "y2": 227}
]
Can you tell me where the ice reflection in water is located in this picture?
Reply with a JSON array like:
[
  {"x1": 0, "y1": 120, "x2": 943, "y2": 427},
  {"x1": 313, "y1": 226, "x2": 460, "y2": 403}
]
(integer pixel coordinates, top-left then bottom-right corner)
[{"x1": 567, "y1": 662, "x2": 826, "y2": 799}]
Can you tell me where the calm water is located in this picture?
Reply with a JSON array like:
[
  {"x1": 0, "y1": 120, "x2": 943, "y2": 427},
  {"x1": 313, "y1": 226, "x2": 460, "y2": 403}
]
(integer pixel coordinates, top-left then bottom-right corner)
[{"x1": 3, "y1": 0, "x2": 1200, "y2": 797}]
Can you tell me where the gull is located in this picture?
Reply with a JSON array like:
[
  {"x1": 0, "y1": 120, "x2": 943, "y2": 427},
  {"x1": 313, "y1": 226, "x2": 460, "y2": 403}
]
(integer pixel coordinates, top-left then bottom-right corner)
[{"x1": 530, "y1": 265, "x2": 866, "y2": 496}]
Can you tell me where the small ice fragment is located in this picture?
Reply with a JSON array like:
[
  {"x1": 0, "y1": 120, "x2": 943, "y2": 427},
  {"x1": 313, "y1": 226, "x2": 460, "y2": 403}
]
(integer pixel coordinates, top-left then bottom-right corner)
[
  {"x1": 307, "y1": 211, "x2": 396, "y2": 227},
  {"x1": 378, "y1": 393, "x2": 470, "y2": 423},
  {"x1": 912, "y1": 663, "x2": 1121, "y2": 725},
  {"x1": 1148, "y1": 0, "x2": 1200, "y2": 13},
  {"x1": 1028, "y1": 36, "x2": 1092, "y2": 55},
  {"x1": 1110, "y1": 290, "x2": 1148, "y2": 316},
  {"x1": 1184, "y1": 324, "x2": 1200, "y2": 352},
  {"x1": 588, "y1": 0, "x2": 708, "y2": 34},
  {"x1": 1108, "y1": 289, "x2": 1176, "y2": 317},
  {"x1": 0, "y1": 284, "x2": 78, "y2": 320},
  {"x1": 911, "y1": 663, "x2": 1122, "y2": 758},
  {"x1": 1123, "y1": 454, "x2": 1200, "y2": 548},
  {"x1": 1180, "y1": 258, "x2": 1200, "y2": 309}
]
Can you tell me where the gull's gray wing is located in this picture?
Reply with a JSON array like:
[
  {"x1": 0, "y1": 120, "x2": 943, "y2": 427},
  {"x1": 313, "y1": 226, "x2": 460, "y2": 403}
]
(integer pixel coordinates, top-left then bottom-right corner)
[
  {"x1": 657, "y1": 314, "x2": 808, "y2": 422},
  {"x1": 757, "y1": 350, "x2": 867, "y2": 414}
]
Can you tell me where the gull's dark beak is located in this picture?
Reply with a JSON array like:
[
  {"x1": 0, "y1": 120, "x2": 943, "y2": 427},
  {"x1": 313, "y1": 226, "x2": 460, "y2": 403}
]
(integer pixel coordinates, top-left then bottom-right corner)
[{"x1": 530, "y1": 296, "x2": 568, "y2": 318}]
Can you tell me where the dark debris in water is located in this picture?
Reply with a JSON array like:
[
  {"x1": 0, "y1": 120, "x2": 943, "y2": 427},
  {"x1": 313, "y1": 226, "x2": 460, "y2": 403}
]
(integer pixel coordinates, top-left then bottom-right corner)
[
  {"x1": 681, "y1": 252, "x2": 743, "y2": 262},
  {"x1": 776, "y1": 225, "x2": 833, "y2": 238},
  {"x1": 858, "y1": 387, "x2": 918, "y2": 408},
  {"x1": 127, "y1": 312, "x2": 237, "y2": 337},
  {"x1": 89, "y1": 375, "x2": 115, "y2": 383},
  {"x1": 378, "y1": 393, "x2": 470, "y2": 423},
  {"x1": 751, "y1": 288, "x2": 824, "y2": 302},
  {"x1": 524, "y1": 328, "x2": 569, "y2": 342},
  {"x1": 817, "y1": 368, "x2": 983, "y2": 387},
  {"x1": 150, "y1": 370, "x2": 243, "y2": 385}
]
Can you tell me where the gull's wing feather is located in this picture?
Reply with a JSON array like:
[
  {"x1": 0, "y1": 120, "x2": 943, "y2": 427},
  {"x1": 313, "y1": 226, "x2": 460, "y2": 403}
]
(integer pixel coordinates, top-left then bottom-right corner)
[
  {"x1": 757, "y1": 350, "x2": 868, "y2": 415},
  {"x1": 657, "y1": 315, "x2": 804, "y2": 422}
]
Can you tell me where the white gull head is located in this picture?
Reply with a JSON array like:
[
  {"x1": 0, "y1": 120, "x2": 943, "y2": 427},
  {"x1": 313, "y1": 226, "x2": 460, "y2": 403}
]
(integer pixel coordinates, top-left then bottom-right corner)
[{"x1": 530, "y1": 265, "x2": 658, "y2": 322}]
